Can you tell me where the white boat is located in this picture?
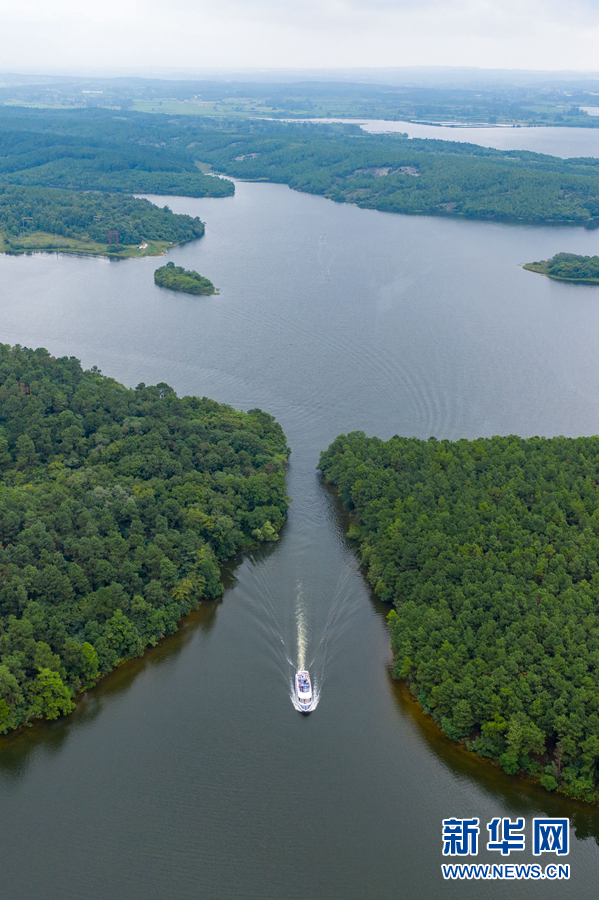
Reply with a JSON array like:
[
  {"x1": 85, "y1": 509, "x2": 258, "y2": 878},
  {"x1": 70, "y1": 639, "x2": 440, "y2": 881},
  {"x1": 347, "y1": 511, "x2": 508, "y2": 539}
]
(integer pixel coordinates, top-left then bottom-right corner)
[{"x1": 295, "y1": 669, "x2": 314, "y2": 713}]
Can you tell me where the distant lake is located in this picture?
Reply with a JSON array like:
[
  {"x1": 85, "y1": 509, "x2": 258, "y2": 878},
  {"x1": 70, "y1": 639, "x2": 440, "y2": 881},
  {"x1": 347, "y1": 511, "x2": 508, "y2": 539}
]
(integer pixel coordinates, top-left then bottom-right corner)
[
  {"x1": 288, "y1": 117, "x2": 599, "y2": 158},
  {"x1": 2, "y1": 148, "x2": 599, "y2": 897}
]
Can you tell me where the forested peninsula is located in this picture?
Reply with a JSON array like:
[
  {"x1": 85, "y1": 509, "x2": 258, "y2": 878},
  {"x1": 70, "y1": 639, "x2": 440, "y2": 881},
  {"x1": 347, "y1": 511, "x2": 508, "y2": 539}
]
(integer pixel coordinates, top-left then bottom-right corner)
[
  {"x1": 5, "y1": 108, "x2": 599, "y2": 226},
  {"x1": 154, "y1": 262, "x2": 217, "y2": 295},
  {"x1": 319, "y1": 431, "x2": 599, "y2": 802},
  {"x1": 0, "y1": 185, "x2": 205, "y2": 257},
  {"x1": 0, "y1": 113, "x2": 234, "y2": 198},
  {"x1": 0, "y1": 345, "x2": 289, "y2": 732},
  {"x1": 202, "y1": 130, "x2": 599, "y2": 225},
  {"x1": 525, "y1": 253, "x2": 599, "y2": 284}
]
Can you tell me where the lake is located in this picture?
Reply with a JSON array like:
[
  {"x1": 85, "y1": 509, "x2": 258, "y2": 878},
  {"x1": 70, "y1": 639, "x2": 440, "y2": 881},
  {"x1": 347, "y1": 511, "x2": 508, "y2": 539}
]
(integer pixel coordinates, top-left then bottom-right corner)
[
  {"x1": 2, "y1": 161, "x2": 599, "y2": 897},
  {"x1": 290, "y1": 117, "x2": 599, "y2": 158}
]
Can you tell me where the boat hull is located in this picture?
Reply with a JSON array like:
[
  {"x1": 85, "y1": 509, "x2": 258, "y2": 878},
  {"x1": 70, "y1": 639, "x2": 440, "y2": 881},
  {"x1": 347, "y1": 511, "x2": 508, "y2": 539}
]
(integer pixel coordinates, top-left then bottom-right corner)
[{"x1": 295, "y1": 669, "x2": 314, "y2": 713}]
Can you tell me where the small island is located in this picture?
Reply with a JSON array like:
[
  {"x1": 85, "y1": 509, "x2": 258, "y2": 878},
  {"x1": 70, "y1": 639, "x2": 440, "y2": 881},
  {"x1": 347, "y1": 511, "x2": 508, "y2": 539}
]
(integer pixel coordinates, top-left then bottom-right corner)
[
  {"x1": 524, "y1": 252, "x2": 599, "y2": 284},
  {"x1": 154, "y1": 261, "x2": 218, "y2": 295}
]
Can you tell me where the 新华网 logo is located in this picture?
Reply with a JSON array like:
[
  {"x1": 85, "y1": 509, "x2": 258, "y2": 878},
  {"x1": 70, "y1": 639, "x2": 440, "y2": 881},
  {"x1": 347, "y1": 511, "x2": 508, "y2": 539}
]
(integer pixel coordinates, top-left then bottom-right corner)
[{"x1": 442, "y1": 816, "x2": 569, "y2": 858}]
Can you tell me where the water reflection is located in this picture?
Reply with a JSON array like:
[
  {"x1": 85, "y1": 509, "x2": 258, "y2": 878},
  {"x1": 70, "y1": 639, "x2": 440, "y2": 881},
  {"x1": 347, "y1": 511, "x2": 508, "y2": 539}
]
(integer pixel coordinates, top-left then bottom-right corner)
[
  {"x1": 4, "y1": 179, "x2": 599, "y2": 898},
  {"x1": 0, "y1": 599, "x2": 221, "y2": 778},
  {"x1": 324, "y1": 460, "x2": 599, "y2": 849},
  {"x1": 0, "y1": 520, "x2": 285, "y2": 785}
]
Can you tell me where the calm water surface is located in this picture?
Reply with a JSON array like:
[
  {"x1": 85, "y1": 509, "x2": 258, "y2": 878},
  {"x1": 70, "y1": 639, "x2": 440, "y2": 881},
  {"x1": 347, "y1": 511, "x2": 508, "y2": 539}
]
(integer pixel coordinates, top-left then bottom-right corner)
[
  {"x1": 2, "y1": 178, "x2": 599, "y2": 897},
  {"x1": 295, "y1": 117, "x2": 599, "y2": 158}
]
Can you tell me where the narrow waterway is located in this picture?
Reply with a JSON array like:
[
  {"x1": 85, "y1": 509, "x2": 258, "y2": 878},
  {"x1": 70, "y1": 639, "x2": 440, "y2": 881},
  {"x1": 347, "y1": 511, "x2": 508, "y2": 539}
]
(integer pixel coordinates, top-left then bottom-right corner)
[{"x1": 1, "y1": 176, "x2": 599, "y2": 898}]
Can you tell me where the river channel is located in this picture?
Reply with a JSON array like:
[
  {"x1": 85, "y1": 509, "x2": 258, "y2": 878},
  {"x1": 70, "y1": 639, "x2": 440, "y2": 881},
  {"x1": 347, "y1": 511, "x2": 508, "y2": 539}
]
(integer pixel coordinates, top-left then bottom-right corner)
[{"x1": 2, "y1": 144, "x2": 599, "y2": 897}]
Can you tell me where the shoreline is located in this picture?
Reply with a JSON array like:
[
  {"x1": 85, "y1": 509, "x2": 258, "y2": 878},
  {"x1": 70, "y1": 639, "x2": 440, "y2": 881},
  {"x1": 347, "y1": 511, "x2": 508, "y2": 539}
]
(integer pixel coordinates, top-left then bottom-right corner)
[
  {"x1": 524, "y1": 260, "x2": 599, "y2": 284},
  {"x1": 214, "y1": 173, "x2": 599, "y2": 229},
  {"x1": 0, "y1": 234, "x2": 175, "y2": 260}
]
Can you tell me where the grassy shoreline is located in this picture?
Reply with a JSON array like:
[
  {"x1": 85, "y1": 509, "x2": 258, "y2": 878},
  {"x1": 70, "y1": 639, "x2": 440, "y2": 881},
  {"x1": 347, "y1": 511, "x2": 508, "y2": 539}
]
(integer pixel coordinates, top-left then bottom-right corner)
[
  {"x1": 0, "y1": 232, "x2": 174, "y2": 259},
  {"x1": 524, "y1": 262, "x2": 599, "y2": 284},
  {"x1": 524, "y1": 253, "x2": 599, "y2": 284}
]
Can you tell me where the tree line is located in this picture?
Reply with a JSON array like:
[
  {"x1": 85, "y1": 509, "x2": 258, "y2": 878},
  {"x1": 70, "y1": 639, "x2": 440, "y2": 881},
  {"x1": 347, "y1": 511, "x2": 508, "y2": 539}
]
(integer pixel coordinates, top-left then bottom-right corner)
[
  {"x1": 0, "y1": 118, "x2": 233, "y2": 198},
  {"x1": 525, "y1": 252, "x2": 599, "y2": 283},
  {"x1": 0, "y1": 184, "x2": 205, "y2": 248}
]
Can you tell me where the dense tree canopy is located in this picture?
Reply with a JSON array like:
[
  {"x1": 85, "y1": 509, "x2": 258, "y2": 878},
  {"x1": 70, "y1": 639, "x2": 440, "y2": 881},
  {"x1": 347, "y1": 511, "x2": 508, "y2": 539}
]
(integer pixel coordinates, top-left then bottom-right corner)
[
  {"x1": 0, "y1": 345, "x2": 289, "y2": 732},
  {"x1": 154, "y1": 262, "x2": 217, "y2": 295},
  {"x1": 0, "y1": 184, "x2": 205, "y2": 251},
  {"x1": 203, "y1": 132, "x2": 599, "y2": 224},
  {"x1": 525, "y1": 252, "x2": 599, "y2": 283},
  {"x1": 4, "y1": 107, "x2": 599, "y2": 225},
  {"x1": 320, "y1": 430, "x2": 599, "y2": 801},
  {"x1": 0, "y1": 122, "x2": 234, "y2": 198}
]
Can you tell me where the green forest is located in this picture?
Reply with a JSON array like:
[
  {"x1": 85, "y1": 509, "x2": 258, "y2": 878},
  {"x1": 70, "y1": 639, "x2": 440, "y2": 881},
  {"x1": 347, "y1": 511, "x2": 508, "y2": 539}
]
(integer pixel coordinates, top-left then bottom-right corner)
[
  {"x1": 4, "y1": 107, "x2": 599, "y2": 225},
  {"x1": 319, "y1": 430, "x2": 599, "y2": 802},
  {"x1": 525, "y1": 252, "x2": 599, "y2": 284},
  {"x1": 7, "y1": 165, "x2": 234, "y2": 199},
  {"x1": 201, "y1": 131, "x2": 599, "y2": 224},
  {"x1": 0, "y1": 185, "x2": 205, "y2": 256},
  {"x1": 154, "y1": 262, "x2": 217, "y2": 295},
  {"x1": 0, "y1": 119, "x2": 234, "y2": 198},
  {"x1": 0, "y1": 345, "x2": 289, "y2": 732}
]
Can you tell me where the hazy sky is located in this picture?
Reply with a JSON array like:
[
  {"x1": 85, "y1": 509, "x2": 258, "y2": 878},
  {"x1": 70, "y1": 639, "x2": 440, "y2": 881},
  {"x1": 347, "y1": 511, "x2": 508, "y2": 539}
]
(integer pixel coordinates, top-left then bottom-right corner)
[{"x1": 3, "y1": 0, "x2": 599, "y2": 73}]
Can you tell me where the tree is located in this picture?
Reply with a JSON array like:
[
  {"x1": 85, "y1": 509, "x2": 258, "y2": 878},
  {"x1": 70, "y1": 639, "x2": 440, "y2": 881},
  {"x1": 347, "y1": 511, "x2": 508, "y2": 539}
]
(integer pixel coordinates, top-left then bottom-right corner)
[{"x1": 29, "y1": 668, "x2": 75, "y2": 720}]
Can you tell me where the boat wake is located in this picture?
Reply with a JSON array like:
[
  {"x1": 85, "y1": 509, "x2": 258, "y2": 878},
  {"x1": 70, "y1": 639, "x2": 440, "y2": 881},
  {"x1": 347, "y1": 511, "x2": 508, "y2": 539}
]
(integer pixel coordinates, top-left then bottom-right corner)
[
  {"x1": 318, "y1": 234, "x2": 334, "y2": 282},
  {"x1": 286, "y1": 566, "x2": 356, "y2": 713},
  {"x1": 242, "y1": 558, "x2": 359, "y2": 715},
  {"x1": 287, "y1": 589, "x2": 321, "y2": 712}
]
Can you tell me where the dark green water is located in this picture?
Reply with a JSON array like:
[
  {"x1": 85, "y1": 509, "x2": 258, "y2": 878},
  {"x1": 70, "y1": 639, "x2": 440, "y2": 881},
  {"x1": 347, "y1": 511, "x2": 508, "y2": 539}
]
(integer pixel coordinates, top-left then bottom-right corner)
[{"x1": 2, "y1": 179, "x2": 599, "y2": 898}]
